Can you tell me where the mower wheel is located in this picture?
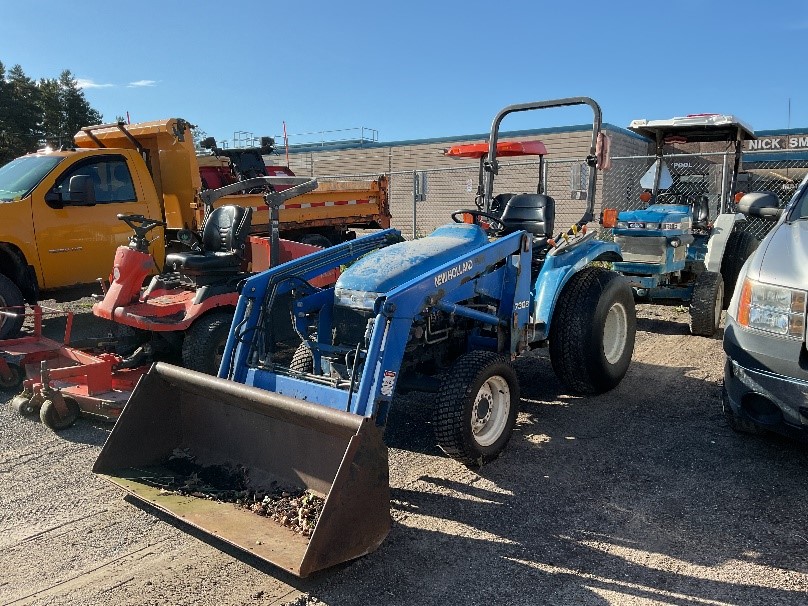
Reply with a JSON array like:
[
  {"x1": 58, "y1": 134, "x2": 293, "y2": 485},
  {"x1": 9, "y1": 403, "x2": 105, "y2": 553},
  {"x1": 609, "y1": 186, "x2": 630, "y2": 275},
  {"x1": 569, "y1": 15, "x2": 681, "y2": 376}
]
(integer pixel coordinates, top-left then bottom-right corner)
[
  {"x1": 0, "y1": 362, "x2": 23, "y2": 391},
  {"x1": 301, "y1": 233, "x2": 333, "y2": 248},
  {"x1": 181, "y1": 312, "x2": 233, "y2": 375},
  {"x1": 290, "y1": 342, "x2": 314, "y2": 373},
  {"x1": 689, "y1": 271, "x2": 724, "y2": 337},
  {"x1": 434, "y1": 351, "x2": 519, "y2": 467},
  {"x1": 721, "y1": 386, "x2": 762, "y2": 435},
  {"x1": 550, "y1": 267, "x2": 636, "y2": 394},
  {"x1": 9, "y1": 392, "x2": 35, "y2": 416},
  {"x1": 39, "y1": 397, "x2": 80, "y2": 430},
  {"x1": 0, "y1": 274, "x2": 24, "y2": 340},
  {"x1": 720, "y1": 229, "x2": 758, "y2": 309}
]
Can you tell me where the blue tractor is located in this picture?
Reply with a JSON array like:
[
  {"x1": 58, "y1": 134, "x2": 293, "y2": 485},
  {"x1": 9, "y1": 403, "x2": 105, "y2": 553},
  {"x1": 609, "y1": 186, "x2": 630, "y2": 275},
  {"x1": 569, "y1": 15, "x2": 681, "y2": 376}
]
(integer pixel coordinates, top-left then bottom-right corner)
[
  {"x1": 606, "y1": 114, "x2": 760, "y2": 336},
  {"x1": 94, "y1": 98, "x2": 636, "y2": 577}
]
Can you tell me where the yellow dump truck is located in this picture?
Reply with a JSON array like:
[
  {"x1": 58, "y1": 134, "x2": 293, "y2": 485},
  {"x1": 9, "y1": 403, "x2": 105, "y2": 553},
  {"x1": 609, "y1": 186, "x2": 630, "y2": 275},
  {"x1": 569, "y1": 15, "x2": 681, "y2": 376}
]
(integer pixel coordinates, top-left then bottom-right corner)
[{"x1": 0, "y1": 118, "x2": 390, "y2": 337}]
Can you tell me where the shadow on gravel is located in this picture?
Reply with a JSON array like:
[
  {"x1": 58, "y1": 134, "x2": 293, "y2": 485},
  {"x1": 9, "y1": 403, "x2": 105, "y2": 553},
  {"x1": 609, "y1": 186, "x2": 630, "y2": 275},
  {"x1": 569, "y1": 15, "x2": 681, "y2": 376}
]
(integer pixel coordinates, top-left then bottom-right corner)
[{"x1": 291, "y1": 357, "x2": 808, "y2": 606}]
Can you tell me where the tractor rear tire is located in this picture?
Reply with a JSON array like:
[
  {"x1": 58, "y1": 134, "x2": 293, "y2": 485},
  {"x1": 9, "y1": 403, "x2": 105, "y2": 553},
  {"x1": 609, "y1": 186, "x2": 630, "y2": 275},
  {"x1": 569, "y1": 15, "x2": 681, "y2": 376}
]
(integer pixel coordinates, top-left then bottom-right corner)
[
  {"x1": 433, "y1": 351, "x2": 519, "y2": 467},
  {"x1": 550, "y1": 266, "x2": 637, "y2": 394},
  {"x1": 290, "y1": 342, "x2": 314, "y2": 373},
  {"x1": 549, "y1": 267, "x2": 636, "y2": 394},
  {"x1": 720, "y1": 229, "x2": 758, "y2": 308},
  {"x1": 0, "y1": 274, "x2": 25, "y2": 340},
  {"x1": 689, "y1": 271, "x2": 724, "y2": 337},
  {"x1": 181, "y1": 312, "x2": 233, "y2": 375},
  {"x1": 39, "y1": 397, "x2": 80, "y2": 431}
]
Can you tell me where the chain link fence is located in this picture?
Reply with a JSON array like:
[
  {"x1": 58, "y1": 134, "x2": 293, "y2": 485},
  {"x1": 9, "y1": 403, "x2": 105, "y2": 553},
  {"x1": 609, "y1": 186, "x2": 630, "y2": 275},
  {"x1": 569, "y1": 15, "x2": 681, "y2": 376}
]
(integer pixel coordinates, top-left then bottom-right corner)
[{"x1": 321, "y1": 150, "x2": 808, "y2": 241}]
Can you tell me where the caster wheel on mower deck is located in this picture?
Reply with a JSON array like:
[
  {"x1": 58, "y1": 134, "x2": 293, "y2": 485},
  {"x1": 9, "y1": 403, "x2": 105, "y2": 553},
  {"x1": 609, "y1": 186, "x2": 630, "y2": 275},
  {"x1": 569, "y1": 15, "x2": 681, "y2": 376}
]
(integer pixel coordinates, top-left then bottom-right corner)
[
  {"x1": 39, "y1": 397, "x2": 80, "y2": 431},
  {"x1": 8, "y1": 392, "x2": 36, "y2": 416},
  {"x1": 549, "y1": 267, "x2": 636, "y2": 394},
  {"x1": 433, "y1": 351, "x2": 520, "y2": 467},
  {"x1": 689, "y1": 271, "x2": 724, "y2": 337},
  {"x1": 0, "y1": 362, "x2": 23, "y2": 391}
]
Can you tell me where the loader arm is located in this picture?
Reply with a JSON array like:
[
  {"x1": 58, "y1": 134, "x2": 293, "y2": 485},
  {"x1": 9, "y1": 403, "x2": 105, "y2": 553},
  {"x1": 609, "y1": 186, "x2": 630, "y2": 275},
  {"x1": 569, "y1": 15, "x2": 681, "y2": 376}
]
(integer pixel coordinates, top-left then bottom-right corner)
[{"x1": 224, "y1": 229, "x2": 533, "y2": 423}]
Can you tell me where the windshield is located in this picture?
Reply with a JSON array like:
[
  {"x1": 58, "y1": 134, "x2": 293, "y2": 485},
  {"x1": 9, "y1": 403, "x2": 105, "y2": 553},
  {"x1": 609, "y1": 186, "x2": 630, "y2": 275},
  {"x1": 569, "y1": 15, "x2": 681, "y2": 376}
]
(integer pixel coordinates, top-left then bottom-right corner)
[
  {"x1": 0, "y1": 155, "x2": 64, "y2": 202},
  {"x1": 786, "y1": 174, "x2": 808, "y2": 220}
]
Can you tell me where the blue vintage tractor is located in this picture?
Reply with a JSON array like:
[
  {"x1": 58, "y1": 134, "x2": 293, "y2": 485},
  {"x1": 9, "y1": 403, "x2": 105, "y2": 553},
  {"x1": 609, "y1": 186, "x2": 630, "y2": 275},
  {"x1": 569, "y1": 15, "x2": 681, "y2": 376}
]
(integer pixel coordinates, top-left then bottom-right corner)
[
  {"x1": 94, "y1": 97, "x2": 636, "y2": 577},
  {"x1": 606, "y1": 114, "x2": 760, "y2": 336}
]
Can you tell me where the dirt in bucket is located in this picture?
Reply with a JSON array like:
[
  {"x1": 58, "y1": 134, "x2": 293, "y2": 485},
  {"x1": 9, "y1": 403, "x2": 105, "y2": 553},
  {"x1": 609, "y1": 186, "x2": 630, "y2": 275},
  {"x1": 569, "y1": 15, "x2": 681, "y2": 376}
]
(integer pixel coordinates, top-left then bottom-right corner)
[{"x1": 157, "y1": 448, "x2": 325, "y2": 537}]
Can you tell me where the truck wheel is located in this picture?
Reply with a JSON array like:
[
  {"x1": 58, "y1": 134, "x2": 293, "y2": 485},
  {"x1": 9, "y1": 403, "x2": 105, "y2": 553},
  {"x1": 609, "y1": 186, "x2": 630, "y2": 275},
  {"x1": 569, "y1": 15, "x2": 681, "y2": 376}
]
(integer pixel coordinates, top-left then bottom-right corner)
[
  {"x1": 290, "y1": 342, "x2": 314, "y2": 373},
  {"x1": 433, "y1": 351, "x2": 519, "y2": 467},
  {"x1": 720, "y1": 229, "x2": 758, "y2": 308},
  {"x1": 0, "y1": 274, "x2": 25, "y2": 340},
  {"x1": 181, "y1": 312, "x2": 232, "y2": 375},
  {"x1": 40, "y1": 397, "x2": 80, "y2": 430},
  {"x1": 549, "y1": 267, "x2": 636, "y2": 394},
  {"x1": 689, "y1": 271, "x2": 724, "y2": 337},
  {"x1": 301, "y1": 234, "x2": 333, "y2": 248}
]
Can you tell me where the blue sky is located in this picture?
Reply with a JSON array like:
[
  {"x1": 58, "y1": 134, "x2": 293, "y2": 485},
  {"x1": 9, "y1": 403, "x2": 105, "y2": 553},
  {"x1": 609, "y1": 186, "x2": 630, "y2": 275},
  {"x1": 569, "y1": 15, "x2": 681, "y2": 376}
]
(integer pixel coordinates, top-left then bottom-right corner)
[{"x1": 3, "y1": 1, "x2": 808, "y2": 146}]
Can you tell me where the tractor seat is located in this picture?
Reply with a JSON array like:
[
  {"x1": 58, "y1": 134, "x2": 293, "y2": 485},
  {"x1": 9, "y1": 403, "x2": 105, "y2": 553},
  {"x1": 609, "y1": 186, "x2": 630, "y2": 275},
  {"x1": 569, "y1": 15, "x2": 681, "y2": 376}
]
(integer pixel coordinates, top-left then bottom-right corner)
[
  {"x1": 165, "y1": 205, "x2": 253, "y2": 275},
  {"x1": 500, "y1": 193, "x2": 555, "y2": 250}
]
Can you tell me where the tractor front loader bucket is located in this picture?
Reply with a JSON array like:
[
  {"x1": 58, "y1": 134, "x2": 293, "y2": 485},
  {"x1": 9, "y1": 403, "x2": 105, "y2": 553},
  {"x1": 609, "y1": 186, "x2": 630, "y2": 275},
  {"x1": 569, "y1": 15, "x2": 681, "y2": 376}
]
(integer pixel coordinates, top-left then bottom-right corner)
[{"x1": 93, "y1": 362, "x2": 390, "y2": 577}]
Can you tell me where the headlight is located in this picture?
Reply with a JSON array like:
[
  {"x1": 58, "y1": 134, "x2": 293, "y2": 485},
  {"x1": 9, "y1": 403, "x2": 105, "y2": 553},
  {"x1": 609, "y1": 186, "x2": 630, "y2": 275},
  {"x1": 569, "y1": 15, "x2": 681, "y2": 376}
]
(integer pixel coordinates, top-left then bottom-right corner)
[
  {"x1": 616, "y1": 221, "x2": 628, "y2": 229},
  {"x1": 334, "y1": 286, "x2": 381, "y2": 310},
  {"x1": 737, "y1": 278, "x2": 806, "y2": 338}
]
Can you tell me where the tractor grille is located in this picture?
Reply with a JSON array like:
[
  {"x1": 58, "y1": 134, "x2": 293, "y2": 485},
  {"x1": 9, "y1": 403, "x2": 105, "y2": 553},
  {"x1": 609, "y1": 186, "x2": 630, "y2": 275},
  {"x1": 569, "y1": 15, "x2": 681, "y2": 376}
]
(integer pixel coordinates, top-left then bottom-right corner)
[{"x1": 615, "y1": 235, "x2": 685, "y2": 265}]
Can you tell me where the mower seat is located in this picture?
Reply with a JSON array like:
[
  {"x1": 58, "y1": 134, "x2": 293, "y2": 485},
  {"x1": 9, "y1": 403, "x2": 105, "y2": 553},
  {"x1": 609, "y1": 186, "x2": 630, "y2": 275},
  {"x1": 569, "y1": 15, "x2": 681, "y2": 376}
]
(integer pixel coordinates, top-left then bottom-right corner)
[
  {"x1": 165, "y1": 205, "x2": 253, "y2": 275},
  {"x1": 500, "y1": 193, "x2": 555, "y2": 250}
]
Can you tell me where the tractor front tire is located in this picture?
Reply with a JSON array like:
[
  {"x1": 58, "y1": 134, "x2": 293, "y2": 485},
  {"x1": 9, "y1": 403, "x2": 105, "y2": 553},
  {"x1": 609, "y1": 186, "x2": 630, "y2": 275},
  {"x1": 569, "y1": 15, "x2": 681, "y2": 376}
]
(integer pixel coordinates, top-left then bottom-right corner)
[
  {"x1": 689, "y1": 271, "x2": 724, "y2": 337},
  {"x1": 434, "y1": 351, "x2": 519, "y2": 467},
  {"x1": 181, "y1": 312, "x2": 233, "y2": 375},
  {"x1": 720, "y1": 229, "x2": 758, "y2": 308},
  {"x1": 549, "y1": 267, "x2": 636, "y2": 394},
  {"x1": 0, "y1": 274, "x2": 25, "y2": 340},
  {"x1": 290, "y1": 342, "x2": 314, "y2": 373},
  {"x1": 39, "y1": 397, "x2": 80, "y2": 431}
]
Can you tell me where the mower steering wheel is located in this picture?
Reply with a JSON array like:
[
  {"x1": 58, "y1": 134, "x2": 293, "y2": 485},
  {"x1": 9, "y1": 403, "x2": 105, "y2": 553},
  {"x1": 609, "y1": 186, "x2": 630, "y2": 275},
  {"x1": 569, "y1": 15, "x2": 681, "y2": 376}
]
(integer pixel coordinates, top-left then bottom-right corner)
[
  {"x1": 451, "y1": 209, "x2": 505, "y2": 232},
  {"x1": 117, "y1": 214, "x2": 166, "y2": 237}
]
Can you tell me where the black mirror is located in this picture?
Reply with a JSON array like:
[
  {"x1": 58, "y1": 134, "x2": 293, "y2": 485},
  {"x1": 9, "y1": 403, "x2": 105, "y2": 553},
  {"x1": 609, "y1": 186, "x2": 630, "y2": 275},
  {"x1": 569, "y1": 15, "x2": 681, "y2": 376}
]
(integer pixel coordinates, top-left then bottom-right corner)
[
  {"x1": 66, "y1": 175, "x2": 96, "y2": 206},
  {"x1": 736, "y1": 191, "x2": 781, "y2": 220},
  {"x1": 44, "y1": 189, "x2": 64, "y2": 209}
]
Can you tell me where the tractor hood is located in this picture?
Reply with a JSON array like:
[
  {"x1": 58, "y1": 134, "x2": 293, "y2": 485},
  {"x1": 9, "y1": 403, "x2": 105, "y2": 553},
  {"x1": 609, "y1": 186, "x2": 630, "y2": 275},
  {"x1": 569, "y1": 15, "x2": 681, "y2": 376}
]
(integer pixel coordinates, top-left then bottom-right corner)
[
  {"x1": 748, "y1": 218, "x2": 808, "y2": 291},
  {"x1": 334, "y1": 224, "x2": 489, "y2": 308},
  {"x1": 617, "y1": 204, "x2": 690, "y2": 224}
]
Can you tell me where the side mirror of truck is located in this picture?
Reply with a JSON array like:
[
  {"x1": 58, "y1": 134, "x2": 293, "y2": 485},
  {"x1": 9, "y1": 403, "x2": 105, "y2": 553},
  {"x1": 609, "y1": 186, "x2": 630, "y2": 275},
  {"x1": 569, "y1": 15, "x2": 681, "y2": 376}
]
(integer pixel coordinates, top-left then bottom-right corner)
[
  {"x1": 65, "y1": 175, "x2": 97, "y2": 206},
  {"x1": 44, "y1": 189, "x2": 64, "y2": 209},
  {"x1": 736, "y1": 191, "x2": 781, "y2": 220}
]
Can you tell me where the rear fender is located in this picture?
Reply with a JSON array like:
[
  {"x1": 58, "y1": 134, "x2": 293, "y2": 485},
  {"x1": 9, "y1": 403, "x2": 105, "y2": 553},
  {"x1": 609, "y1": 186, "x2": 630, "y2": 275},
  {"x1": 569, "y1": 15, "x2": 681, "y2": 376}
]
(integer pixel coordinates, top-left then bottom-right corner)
[
  {"x1": 532, "y1": 238, "x2": 621, "y2": 337},
  {"x1": 705, "y1": 212, "x2": 745, "y2": 272}
]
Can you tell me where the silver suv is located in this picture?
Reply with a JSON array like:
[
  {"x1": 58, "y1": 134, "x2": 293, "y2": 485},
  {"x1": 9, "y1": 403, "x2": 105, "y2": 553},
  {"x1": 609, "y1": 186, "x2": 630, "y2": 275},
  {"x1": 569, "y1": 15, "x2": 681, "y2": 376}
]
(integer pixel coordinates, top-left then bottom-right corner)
[{"x1": 723, "y1": 178, "x2": 807, "y2": 437}]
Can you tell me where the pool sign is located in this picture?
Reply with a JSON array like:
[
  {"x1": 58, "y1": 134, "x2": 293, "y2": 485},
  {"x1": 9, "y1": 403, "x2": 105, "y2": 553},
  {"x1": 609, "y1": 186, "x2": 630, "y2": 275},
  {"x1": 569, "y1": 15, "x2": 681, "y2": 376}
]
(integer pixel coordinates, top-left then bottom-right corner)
[{"x1": 747, "y1": 135, "x2": 808, "y2": 150}]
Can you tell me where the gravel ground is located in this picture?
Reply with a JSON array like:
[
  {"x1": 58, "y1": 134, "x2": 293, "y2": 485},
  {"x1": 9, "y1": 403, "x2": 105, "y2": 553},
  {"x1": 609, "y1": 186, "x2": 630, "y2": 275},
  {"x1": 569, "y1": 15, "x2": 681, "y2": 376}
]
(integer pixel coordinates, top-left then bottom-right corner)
[{"x1": 1, "y1": 295, "x2": 807, "y2": 606}]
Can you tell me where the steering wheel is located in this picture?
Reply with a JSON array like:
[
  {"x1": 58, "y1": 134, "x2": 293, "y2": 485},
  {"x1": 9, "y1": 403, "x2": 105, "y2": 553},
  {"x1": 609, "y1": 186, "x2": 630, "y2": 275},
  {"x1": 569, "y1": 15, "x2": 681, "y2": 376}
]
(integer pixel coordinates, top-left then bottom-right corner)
[
  {"x1": 116, "y1": 214, "x2": 166, "y2": 237},
  {"x1": 450, "y1": 209, "x2": 505, "y2": 232}
]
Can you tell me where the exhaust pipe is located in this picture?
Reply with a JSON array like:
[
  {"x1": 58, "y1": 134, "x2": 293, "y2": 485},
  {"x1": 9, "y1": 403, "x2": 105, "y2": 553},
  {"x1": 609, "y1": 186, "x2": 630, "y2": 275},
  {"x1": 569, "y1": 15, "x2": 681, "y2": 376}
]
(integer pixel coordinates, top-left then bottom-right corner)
[{"x1": 94, "y1": 362, "x2": 390, "y2": 577}]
